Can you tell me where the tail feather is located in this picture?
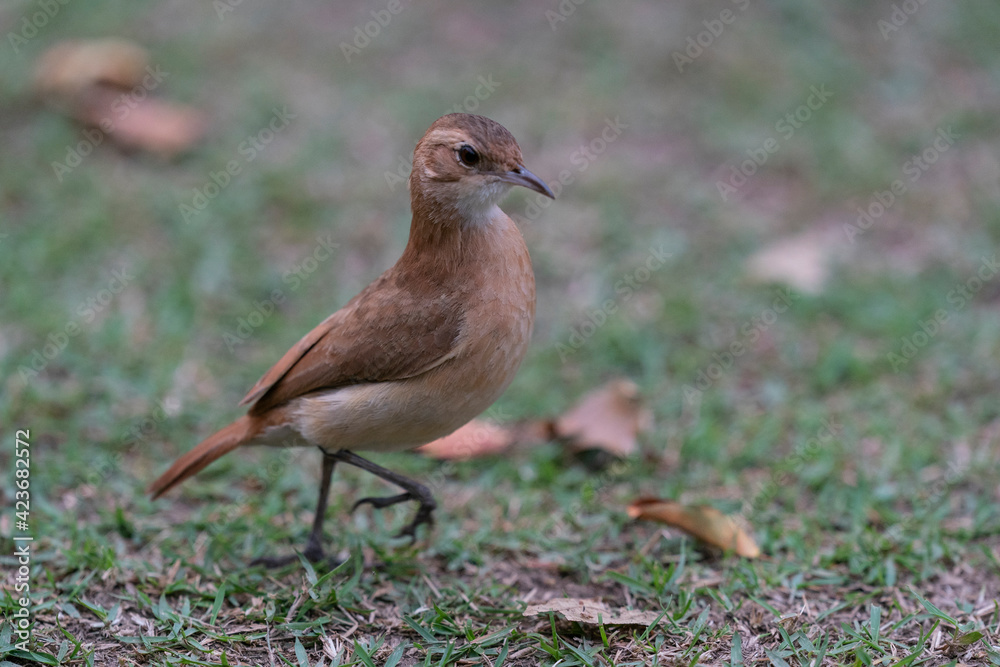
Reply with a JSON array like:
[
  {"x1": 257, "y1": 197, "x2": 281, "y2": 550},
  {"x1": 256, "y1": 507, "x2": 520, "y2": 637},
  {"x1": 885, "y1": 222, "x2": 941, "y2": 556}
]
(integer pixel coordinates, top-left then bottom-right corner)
[{"x1": 149, "y1": 416, "x2": 255, "y2": 499}]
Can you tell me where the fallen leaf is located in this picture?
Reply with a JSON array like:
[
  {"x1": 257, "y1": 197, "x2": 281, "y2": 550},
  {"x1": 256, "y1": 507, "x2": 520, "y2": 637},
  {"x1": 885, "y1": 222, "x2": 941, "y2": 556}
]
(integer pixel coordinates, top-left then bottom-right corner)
[
  {"x1": 554, "y1": 379, "x2": 651, "y2": 456},
  {"x1": 627, "y1": 498, "x2": 760, "y2": 558},
  {"x1": 416, "y1": 419, "x2": 515, "y2": 460},
  {"x1": 85, "y1": 88, "x2": 206, "y2": 155},
  {"x1": 523, "y1": 597, "x2": 662, "y2": 626},
  {"x1": 33, "y1": 38, "x2": 206, "y2": 156},
  {"x1": 745, "y1": 228, "x2": 839, "y2": 295},
  {"x1": 34, "y1": 38, "x2": 149, "y2": 103}
]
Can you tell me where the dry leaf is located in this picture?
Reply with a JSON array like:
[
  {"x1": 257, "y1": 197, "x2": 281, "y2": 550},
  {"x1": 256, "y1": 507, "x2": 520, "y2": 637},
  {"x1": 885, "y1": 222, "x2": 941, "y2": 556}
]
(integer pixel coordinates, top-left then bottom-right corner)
[
  {"x1": 416, "y1": 419, "x2": 514, "y2": 460},
  {"x1": 34, "y1": 39, "x2": 149, "y2": 103},
  {"x1": 523, "y1": 597, "x2": 662, "y2": 626},
  {"x1": 745, "y1": 228, "x2": 837, "y2": 295},
  {"x1": 554, "y1": 379, "x2": 651, "y2": 456},
  {"x1": 627, "y1": 498, "x2": 760, "y2": 558},
  {"x1": 86, "y1": 89, "x2": 206, "y2": 155},
  {"x1": 33, "y1": 39, "x2": 206, "y2": 156}
]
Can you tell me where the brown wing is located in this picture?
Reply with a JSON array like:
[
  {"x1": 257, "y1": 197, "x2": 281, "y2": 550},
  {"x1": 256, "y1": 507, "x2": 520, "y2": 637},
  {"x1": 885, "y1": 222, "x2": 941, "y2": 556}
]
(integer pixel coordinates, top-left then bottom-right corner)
[{"x1": 241, "y1": 272, "x2": 464, "y2": 414}]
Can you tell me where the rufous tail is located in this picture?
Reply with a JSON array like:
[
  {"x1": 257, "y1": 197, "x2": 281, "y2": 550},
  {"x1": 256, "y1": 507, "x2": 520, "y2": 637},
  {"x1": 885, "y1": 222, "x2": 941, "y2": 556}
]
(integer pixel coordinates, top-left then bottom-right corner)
[{"x1": 149, "y1": 416, "x2": 255, "y2": 499}]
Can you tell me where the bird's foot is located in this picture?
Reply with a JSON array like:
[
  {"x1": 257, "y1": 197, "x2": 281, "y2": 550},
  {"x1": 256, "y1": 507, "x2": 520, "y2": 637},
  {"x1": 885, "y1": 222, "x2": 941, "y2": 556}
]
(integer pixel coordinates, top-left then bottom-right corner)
[
  {"x1": 333, "y1": 449, "x2": 438, "y2": 542},
  {"x1": 351, "y1": 491, "x2": 436, "y2": 542},
  {"x1": 352, "y1": 492, "x2": 414, "y2": 511},
  {"x1": 395, "y1": 500, "x2": 435, "y2": 542},
  {"x1": 250, "y1": 538, "x2": 341, "y2": 569}
]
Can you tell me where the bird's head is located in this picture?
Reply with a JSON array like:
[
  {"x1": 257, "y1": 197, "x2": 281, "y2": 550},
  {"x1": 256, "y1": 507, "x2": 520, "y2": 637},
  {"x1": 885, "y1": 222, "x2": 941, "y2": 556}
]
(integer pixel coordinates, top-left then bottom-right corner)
[{"x1": 409, "y1": 113, "x2": 554, "y2": 225}]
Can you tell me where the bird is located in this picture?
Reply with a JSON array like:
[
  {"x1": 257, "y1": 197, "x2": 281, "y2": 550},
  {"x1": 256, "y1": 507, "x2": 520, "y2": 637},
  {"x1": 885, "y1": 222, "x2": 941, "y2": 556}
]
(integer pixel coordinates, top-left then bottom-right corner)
[{"x1": 149, "y1": 113, "x2": 555, "y2": 566}]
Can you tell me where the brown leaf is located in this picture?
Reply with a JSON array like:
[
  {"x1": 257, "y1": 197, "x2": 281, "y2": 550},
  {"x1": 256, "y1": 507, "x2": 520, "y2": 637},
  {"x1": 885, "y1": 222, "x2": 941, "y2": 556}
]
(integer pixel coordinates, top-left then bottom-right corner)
[
  {"x1": 416, "y1": 419, "x2": 514, "y2": 460},
  {"x1": 554, "y1": 379, "x2": 651, "y2": 456},
  {"x1": 86, "y1": 88, "x2": 207, "y2": 156},
  {"x1": 523, "y1": 597, "x2": 662, "y2": 626},
  {"x1": 627, "y1": 498, "x2": 760, "y2": 558},
  {"x1": 34, "y1": 39, "x2": 149, "y2": 103},
  {"x1": 33, "y1": 38, "x2": 206, "y2": 156},
  {"x1": 745, "y1": 228, "x2": 840, "y2": 295}
]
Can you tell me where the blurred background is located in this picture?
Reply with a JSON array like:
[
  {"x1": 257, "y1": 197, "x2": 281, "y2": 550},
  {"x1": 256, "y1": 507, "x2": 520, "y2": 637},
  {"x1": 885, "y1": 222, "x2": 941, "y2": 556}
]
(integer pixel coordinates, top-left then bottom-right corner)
[{"x1": 2, "y1": 0, "x2": 1000, "y2": 658}]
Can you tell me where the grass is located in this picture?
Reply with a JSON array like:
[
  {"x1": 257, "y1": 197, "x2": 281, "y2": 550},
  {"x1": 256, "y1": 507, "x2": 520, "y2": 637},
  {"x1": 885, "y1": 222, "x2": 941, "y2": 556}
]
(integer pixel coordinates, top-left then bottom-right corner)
[{"x1": 3, "y1": 1, "x2": 1000, "y2": 665}]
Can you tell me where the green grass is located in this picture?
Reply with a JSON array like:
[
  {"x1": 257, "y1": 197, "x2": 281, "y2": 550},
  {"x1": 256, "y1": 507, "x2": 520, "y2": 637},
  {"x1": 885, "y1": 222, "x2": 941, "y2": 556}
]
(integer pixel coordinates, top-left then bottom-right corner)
[{"x1": 3, "y1": 1, "x2": 1000, "y2": 665}]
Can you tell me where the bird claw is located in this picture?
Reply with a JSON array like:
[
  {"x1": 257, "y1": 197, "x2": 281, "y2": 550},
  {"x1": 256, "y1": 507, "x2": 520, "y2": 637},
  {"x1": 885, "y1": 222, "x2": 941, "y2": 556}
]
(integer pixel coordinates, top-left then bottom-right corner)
[
  {"x1": 251, "y1": 553, "x2": 305, "y2": 568},
  {"x1": 351, "y1": 492, "x2": 435, "y2": 542},
  {"x1": 393, "y1": 503, "x2": 435, "y2": 542},
  {"x1": 250, "y1": 547, "x2": 342, "y2": 569},
  {"x1": 351, "y1": 492, "x2": 414, "y2": 512}
]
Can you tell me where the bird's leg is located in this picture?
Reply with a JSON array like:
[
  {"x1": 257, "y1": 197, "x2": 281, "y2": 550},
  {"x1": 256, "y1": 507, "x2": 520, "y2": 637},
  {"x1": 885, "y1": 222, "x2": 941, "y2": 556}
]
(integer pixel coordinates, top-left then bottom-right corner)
[
  {"x1": 301, "y1": 451, "x2": 338, "y2": 561},
  {"x1": 335, "y1": 450, "x2": 437, "y2": 542},
  {"x1": 251, "y1": 450, "x2": 338, "y2": 567}
]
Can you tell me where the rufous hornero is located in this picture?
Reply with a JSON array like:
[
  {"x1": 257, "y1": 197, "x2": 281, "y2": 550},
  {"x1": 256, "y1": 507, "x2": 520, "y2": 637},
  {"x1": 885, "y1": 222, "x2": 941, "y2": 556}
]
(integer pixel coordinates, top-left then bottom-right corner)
[{"x1": 149, "y1": 113, "x2": 554, "y2": 565}]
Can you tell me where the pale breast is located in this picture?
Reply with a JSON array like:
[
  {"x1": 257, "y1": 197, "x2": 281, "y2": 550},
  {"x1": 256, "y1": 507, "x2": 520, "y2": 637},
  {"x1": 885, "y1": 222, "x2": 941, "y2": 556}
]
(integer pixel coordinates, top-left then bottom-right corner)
[{"x1": 290, "y1": 211, "x2": 535, "y2": 454}]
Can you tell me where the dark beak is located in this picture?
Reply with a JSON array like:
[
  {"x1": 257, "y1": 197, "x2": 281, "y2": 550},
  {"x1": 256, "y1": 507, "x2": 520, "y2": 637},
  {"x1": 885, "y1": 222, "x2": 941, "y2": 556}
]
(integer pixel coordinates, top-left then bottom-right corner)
[{"x1": 500, "y1": 165, "x2": 555, "y2": 199}]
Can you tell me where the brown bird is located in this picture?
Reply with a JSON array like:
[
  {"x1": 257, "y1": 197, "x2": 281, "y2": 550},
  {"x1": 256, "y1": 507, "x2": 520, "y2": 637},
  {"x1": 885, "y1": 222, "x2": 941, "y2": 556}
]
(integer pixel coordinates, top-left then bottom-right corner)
[{"x1": 149, "y1": 113, "x2": 554, "y2": 565}]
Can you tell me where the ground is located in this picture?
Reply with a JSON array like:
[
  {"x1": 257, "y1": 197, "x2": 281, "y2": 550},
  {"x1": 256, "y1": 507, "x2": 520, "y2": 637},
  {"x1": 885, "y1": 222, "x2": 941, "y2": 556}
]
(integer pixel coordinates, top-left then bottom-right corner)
[{"x1": 3, "y1": 2, "x2": 1000, "y2": 666}]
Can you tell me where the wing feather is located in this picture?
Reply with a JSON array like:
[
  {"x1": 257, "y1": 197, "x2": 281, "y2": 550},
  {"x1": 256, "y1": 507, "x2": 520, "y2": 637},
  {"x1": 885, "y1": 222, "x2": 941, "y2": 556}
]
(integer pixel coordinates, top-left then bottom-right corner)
[{"x1": 241, "y1": 272, "x2": 463, "y2": 414}]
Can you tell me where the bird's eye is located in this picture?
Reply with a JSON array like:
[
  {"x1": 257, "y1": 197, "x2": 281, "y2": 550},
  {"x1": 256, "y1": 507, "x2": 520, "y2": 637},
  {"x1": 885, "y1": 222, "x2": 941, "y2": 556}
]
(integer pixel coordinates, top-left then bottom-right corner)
[{"x1": 457, "y1": 145, "x2": 480, "y2": 167}]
